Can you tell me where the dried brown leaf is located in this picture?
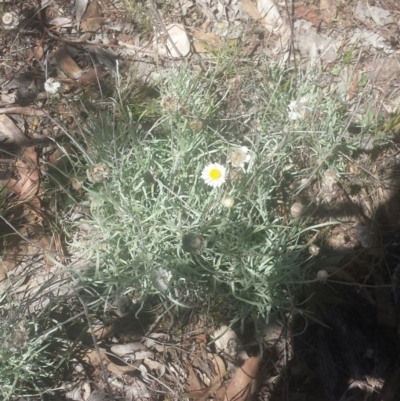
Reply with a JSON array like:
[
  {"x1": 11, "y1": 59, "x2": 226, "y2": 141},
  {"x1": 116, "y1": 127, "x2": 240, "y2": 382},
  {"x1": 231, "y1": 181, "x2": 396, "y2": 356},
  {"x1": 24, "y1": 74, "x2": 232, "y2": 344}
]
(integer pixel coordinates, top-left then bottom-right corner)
[
  {"x1": 347, "y1": 72, "x2": 359, "y2": 100},
  {"x1": 54, "y1": 46, "x2": 84, "y2": 80},
  {"x1": 0, "y1": 114, "x2": 27, "y2": 146},
  {"x1": 0, "y1": 107, "x2": 45, "y2": 116},
  {"x1": 87, "y1": 390, "x2": 107, "y2": 401},
  {"x1": 49, "y1": 144, "x2": 74, "y2": 171},
  {"x1": 224, "y1": 356, "x2": 260, "y2": 401},
  {"x1": 320, "y1": 0, "x2": 337, "y2": 25},
  {"x1": 143, "y1": 358, "x2": 166, "y2": 377},
  {"x1": 76, "y1": 0, "x2": 89, "y2": 22},
  {"x1": 107, "y1": 361, "x2": 138, "y2": 375},
  {"x1": 240, "y1": 0, "x2": 262, "y2": 20},
  {"x1": 5, "y1": 178, "x2": 22, "y2": 195},
  {"x1": 294, "y1": 4, "x2": 321, "y2": 28},
  {"x1": 83, "y1": 347, "x2": 139, "y2": 375},
  {"x1": 81, "y1": 0, "x2": 101, "y2": 33},
  {"x1": 258, "y1": 0, "x2": 286, "y2": 35},
  {"x1": 182, "y1": 353, "x2": 226, "y2": 400},
  {"x1": 111, "y1": 342, "x2": 153, "y2": 359},
  {"x1": 82, "y1": 348, "x2": 108, "y2": 368},
  {"x1": 191, "y1": 30, "x2": 221, "y2": 53},
  {"x1": 88, "y1": 323, "x2": 115, "y2": 340},
  {"x1": 37, "y1": 230, "x2": 56, "y2": 266},
  {"x1": 1, "y1": 226, "x2": 56, "y2": 270},
  {"x1": 183, "y1": 365, "x2": 205, "y2": 396},
  {"x1": 34, "y1": 43, "x2": 44, "y2": 61},
  {"x1": 212, "y1": 325, "x2": 248, "y2": 361},
  {"x1": 78, "y1": 69, "x2": 99, "y2": 84},
  {"x1": 15, "y1": 147, "x2": 40, "y2": 202}
]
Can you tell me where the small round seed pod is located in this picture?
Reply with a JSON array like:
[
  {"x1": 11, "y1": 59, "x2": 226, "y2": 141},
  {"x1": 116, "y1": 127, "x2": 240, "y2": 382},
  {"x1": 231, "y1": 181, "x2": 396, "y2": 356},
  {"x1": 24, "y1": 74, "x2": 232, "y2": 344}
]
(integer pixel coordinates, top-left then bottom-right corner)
[
  {"x1": 15, "y1": 86, "x2": 38, "y2": 106},
  {"x1": 309, "y1": 244, "x2": 320, "y2": 256},
  {"x1": 317, "y1": 270, "x2": 329, "y2": 281},
  {"x1": 290, "y1": 202, "x2": 304, "y2": 218},
  {"x1": 86, "y1": 162, "x2": 111, "y2": 183},
  {"x1": 222, "y1": 197, "x2": 234, "y2": 208},
  {"x1": 182, "y1": 233, "x2": 207, "y2": 256}
]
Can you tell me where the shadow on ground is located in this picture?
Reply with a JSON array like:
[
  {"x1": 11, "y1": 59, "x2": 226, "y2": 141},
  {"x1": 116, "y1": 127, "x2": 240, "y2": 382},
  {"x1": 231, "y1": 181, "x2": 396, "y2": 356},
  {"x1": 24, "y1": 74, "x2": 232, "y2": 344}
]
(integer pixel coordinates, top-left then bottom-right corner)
[{"x1": 264, "y1": 153, "x2": 400, "y2": 401}]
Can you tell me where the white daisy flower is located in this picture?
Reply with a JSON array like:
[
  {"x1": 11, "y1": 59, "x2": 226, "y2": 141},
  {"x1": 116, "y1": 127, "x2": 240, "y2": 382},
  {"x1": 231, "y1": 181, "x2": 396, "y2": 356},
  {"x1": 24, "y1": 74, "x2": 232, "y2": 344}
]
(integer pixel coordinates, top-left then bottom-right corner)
[
  {"x1": 228, "y1": 146, "x2": 251, "y2": 168},
  {"x1": 44, "y1": 78, "x2": 61, "y2": 94},
  {"x1": 201, "y1": 163, "x2": 226, "y2": 188}
]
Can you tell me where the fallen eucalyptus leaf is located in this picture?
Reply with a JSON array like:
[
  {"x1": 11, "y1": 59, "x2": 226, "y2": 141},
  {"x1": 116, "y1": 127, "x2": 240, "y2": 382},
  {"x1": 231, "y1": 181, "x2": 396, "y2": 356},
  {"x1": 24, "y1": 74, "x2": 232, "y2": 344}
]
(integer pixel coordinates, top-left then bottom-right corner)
[
  {"x1": 320, "y1": 0, "x2": 337, "y2": 25},
  {"x1": 81, "y1": 0, "x2": 101, "y2": 33},
  {"x1": 240, "y1": 0, "x2": 262, "y2": 20},
  {"x1": 54, "y1": 46, "x2": 84, "y2": 79},
  {"x1": 143, "y1": 358, "x2": 166, "y2": 378},
  {"x1": 0, "y1": 114, "x2": 27, "y2": 146},
  {"x1": 111, "y1": 342, "x2": 153, "y2": 360},
  {"x1": 257, "y1": 0, "x2": 285, "y2": 35},
  {"x1": 224, "y1": 356, "x2": 260, "y2": 401},
  {"x1": 75, "y1": 0, "x2": 89, "y2": 23},
  {"x1": 212, "y1": 325, "x2": 248, "y2": 362},
  {"x1": 125, "y1": 379, "x2": 150, "y2": 401},
  {"x1": 144, "y1": 333, "x2": 169, "y2": 352}
]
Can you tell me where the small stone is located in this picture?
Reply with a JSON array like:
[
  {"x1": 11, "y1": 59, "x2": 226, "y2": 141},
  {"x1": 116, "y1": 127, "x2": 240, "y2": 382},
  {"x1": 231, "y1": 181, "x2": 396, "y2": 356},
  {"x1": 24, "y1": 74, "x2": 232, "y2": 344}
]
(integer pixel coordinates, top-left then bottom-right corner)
[
  {"x1": 155, "y1": 24, "x2": 191, "y2": 58},
  {"x1": 290, "y1": 202, "x2": 304, "y2": 218}
]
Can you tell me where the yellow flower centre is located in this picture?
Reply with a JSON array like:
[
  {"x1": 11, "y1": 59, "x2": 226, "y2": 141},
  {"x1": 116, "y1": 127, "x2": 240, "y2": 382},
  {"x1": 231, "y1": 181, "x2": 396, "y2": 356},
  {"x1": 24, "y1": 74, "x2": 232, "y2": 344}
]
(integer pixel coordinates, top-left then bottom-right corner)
[{"x1": 209, "y1": 168, "x2": 221, "y2": 180}]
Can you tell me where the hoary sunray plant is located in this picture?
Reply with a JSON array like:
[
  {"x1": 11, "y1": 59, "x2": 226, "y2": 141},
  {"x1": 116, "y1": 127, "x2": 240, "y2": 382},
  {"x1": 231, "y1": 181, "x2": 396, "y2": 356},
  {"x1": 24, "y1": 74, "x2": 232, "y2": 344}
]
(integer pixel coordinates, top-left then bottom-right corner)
[
  {"x1": 67, "y1": 62, "x2": 358, "y2": 326},
  {"x1": 0, "y1": 306, "x2": 68, "y2": 400},
  {"x1": 0, "y1": 37, "x2": 391, "y2": 400}
]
